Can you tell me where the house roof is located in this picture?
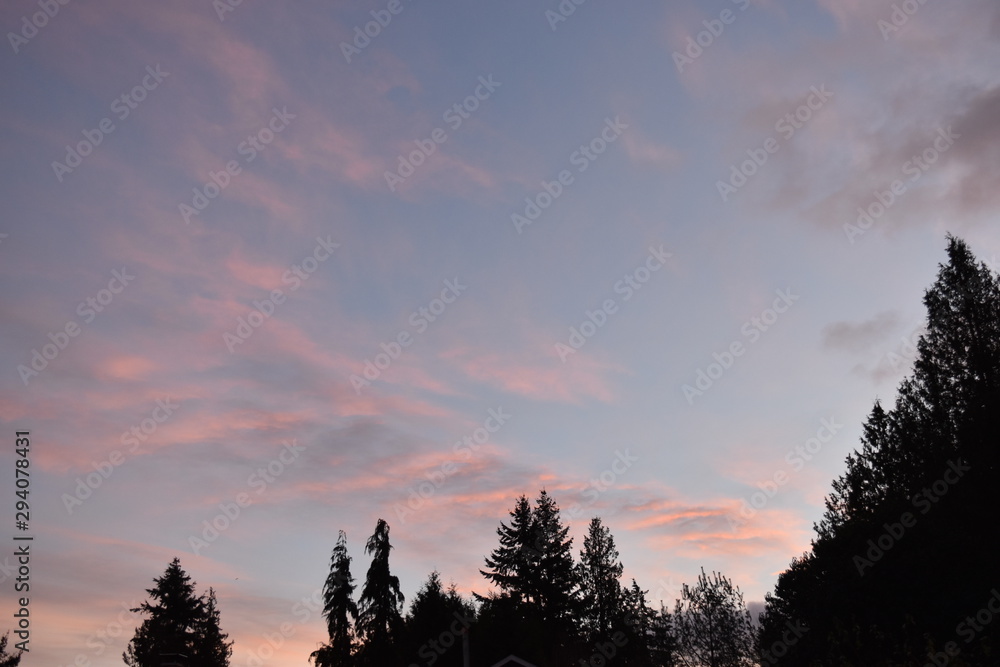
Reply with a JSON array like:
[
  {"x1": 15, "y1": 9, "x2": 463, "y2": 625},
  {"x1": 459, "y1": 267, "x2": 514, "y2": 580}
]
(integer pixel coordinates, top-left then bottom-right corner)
[{"x1": 489, "y1": 655, "x2": 537, "y2": 667}]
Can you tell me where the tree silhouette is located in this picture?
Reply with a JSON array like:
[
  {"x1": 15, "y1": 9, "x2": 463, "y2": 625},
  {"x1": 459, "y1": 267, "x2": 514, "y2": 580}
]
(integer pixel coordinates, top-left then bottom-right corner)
[
  {"x1": 355, "y1": 519, "x2": 404, "y2": 665},
  {"x1": 197, "y1": 589, "x2": 232, "y2": 667},
  {"x1": 761, "y1": 236, "x2": 1000, "y2": 664},
  {"x1": 530, "y1": 489, "x2": 580, "y2": 629},
  {"x1": 577, "y1": 516, "x2": 625, "y2": 642},
  {"x1": 310, "y1": 530, "x2": 359, "y2": 667},
  {"x1": 649, "y1": 603, "x2": 680, "y2": 667},
  {"x1": 402, "y1": 571, "x2": 475, "y2": 667},
  {"x1": 0, "y1": 633, "x2": 22, "y2": 667},
  {"x1": 673, "y1": 568, "x2": 755, "y2": 667},
  {"x1": 478, "y1": 490, "x2": 582, "y2": 665},
  {"x1": 480, "y1": 493, "x2": 537, "y2": 604},
  {"x1": 123, "y1": 557, "x2": 232, "y2": 667}
]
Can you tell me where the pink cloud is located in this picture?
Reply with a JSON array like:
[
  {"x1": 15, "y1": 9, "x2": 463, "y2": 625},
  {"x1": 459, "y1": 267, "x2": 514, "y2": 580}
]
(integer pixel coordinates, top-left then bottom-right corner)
[{"x1": 443, "y1": 346, "x2": 623, "y2": 403}]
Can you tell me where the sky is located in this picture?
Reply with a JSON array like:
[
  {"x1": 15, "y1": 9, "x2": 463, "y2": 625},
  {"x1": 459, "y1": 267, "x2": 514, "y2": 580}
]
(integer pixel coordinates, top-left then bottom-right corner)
[{"x1": 1, "y1": 0, "x2": 1000, "y2": 665}]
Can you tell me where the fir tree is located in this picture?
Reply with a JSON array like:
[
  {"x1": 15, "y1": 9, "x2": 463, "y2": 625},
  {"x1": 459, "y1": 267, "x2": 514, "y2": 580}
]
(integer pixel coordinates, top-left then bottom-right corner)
[
  {"x1": 123, "y1": 558, "x2": 232, "y2": 667},
  {"x1": 480, "y1": 494, "x2": 537, "y2": 603},
  {"x1": 761, "y1": 237, "x2": 1000, "y2": 664},
  {"x1": 403, "y1": 572, "x2": 475, "y2": 667},
  {"x1": 310, "y1": 530, "x2": 359, "y2": 667},
  {"x1": 356, "y1": 519, "x2": 404, "y2": 665},
  {"x1": 577, "y1": 517, "x2": 624, "y2": 641}
]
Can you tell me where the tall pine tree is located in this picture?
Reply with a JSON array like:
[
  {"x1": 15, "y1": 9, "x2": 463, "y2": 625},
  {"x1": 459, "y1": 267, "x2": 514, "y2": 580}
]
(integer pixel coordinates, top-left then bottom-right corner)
[
  {"x1": 356, "y1": 519, "x2": 404, "y2": 666},
  {"x1": 403, "y1": 571, "x2": 476, "y2": 667},
  {"x1": 310, "y1": 530, "x2": 359, "y2": 667},
  {"x1": 577, "y1": 517, "x2": 624, "y2": 641},
  {"x1": 530, "y1": 489, "x2": 579, "y2": 625},
  {"x1": 478, "y1": 491, "x2": 580, "y2": 665},
  {"x1": 761, "y1": 237, "x2": 1000, "y2": 664},
  {"x1": 480, "y1": 494, "x2": 537, "y2": 603},
  {"x1": 123, "y1": 558, "x2": 232, "y2": 667}
]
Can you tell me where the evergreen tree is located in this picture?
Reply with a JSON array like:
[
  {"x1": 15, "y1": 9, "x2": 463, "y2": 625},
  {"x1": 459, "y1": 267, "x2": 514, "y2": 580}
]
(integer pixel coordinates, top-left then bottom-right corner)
[
  {"x1": 480, "y1": 494, "x2": 537, "y2": 603},
  {"x1": 310, "y1": 530, "x2": 359, "y2": 667},
  {"x1": 403, "y1": 572, "x2": 476, "y2": 667},
  {"x1": 648, "y1": 603, "x2": 679, "y2": 667},
  {"x1": 673, "y1": 569, "x2": 755, "y2": 667},
  {"x1": 762, "y1": 236, "x2": 1000, "y2": 664},
  {"x1": 356, "y1": 519, "x2": 405, "y2": 665},
  {"x1": 577, "y1": 517, "x2": 624, "y2": 641},
  {"x1": 0, "y1": 633, "x2": 22, "y2": 667},
  {"x1": 197, "y1": 589, "x2": 233, "y2": 667},
  {"x1": 530, "y1": 490, "x2": 579, "y2": 624},
  {"x1": 620, "y1": 579, "x2": 661, "y2": 666},
  {"x1": 123, "y1": 558, "x2": 232, "y2": 667},
  {"x1": 478, "y1": 491, "x2": 580, "y2": 665}
]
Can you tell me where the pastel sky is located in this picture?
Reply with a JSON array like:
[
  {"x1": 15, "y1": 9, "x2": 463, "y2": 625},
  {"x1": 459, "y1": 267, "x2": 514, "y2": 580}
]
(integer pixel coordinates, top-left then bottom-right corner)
[{"x1": 2, "y1": 0, "x2": 1000, "y2": 665}]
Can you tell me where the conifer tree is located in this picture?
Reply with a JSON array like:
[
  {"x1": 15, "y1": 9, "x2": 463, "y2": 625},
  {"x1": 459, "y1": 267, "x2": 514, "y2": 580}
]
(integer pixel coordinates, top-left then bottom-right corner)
[
  {"x1": 0, "y1": 633, "x2": 22, "y2": 667},
  {"x1": 123, "y1": 558, "x2": 232, "y2": 667},
  {"x1": 404, "y1": 572, "x2": 476, "y2": 667},
  {"x1": 356, "y1": 519, "x2": 404, "y2": 665},
  {"x1": 673, "y1": 568, "x2": 754, "y2": 667},
  {"x1": 530, "y1": 489, "x2": 579, "y2": 624},
  {"x1": 577, "y1": 517, "x2": 624, "y2": 640},
  {"x1": 480, "y1": 494, "x2": 537, "y2": 603},
  {"x1": 310, "y1": 530, "x2": 359, "y2": 667},
  {"x1": 197, "y1": 589, "x2": 232, "y2": 667},
  {"x1": 649, "y1": 603, "x2": 679, "y2": 667},
  {"x1": 761, "y1": 237, "x2": 1000, "y2": 664}
]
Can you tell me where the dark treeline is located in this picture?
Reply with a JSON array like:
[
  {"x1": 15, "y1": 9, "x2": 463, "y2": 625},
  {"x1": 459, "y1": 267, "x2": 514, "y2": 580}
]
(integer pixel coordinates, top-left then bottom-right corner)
[
  {"x1": 119, "y1": 236, "x2": 1000, "y2": 666},
  {"x1": 757, "y1": 236, "x2": 1000, "y2": 666}
]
